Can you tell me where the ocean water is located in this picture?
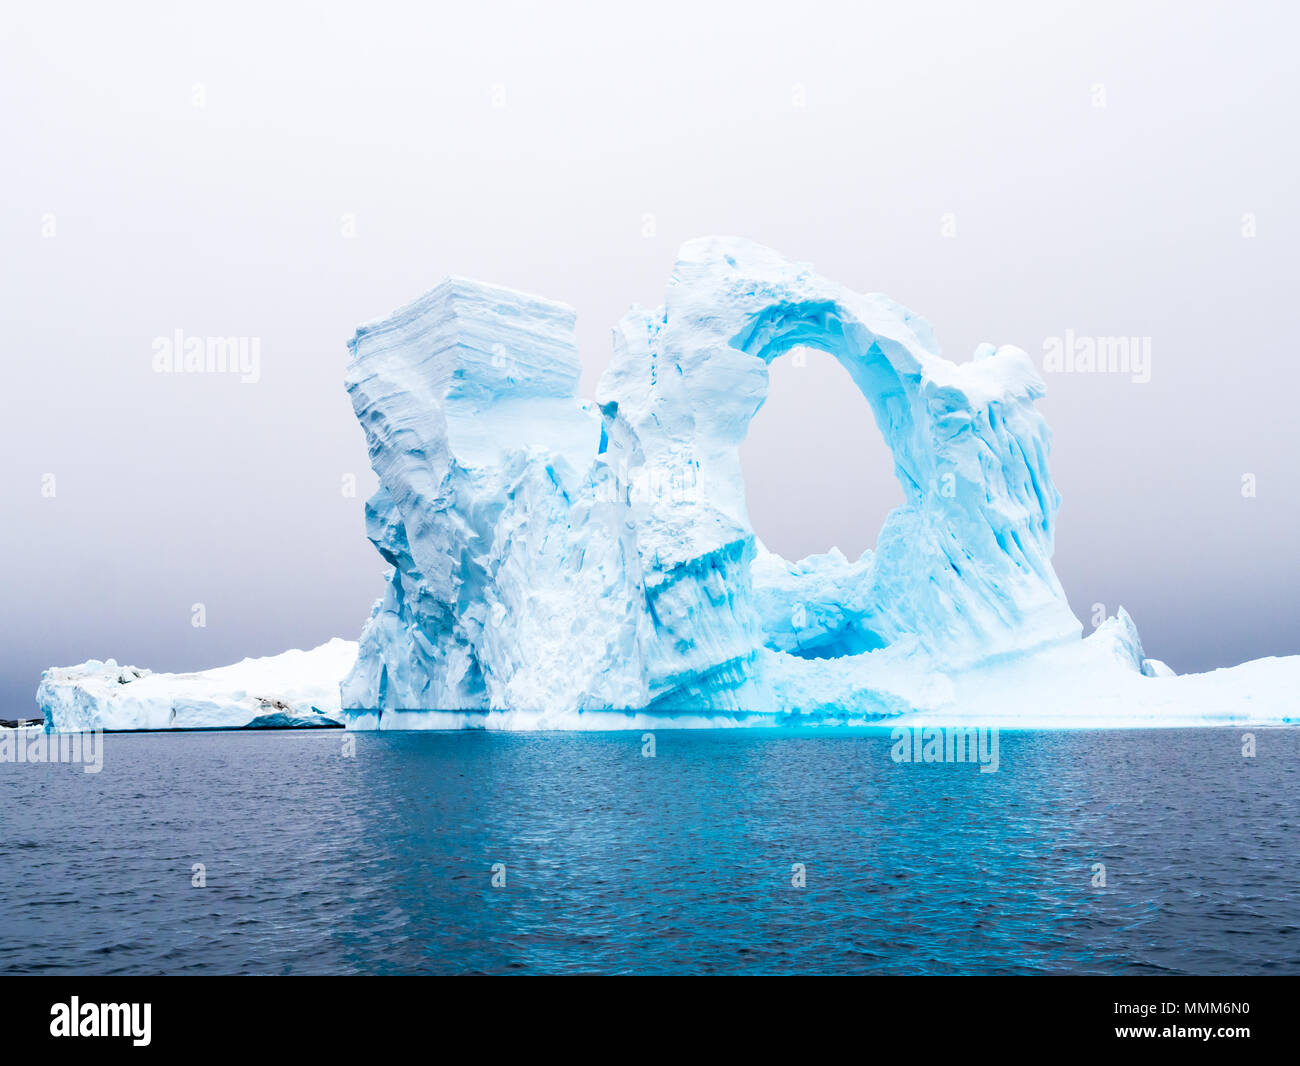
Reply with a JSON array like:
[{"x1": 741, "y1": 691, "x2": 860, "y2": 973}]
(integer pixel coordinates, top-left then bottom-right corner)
[{"x1": 1, "y1": 727, "x2": 1297, "y2": 975}]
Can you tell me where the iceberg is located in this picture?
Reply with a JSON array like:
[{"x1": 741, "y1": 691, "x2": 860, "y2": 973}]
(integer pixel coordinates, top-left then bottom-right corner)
[
  {"x1": 35, "y1": 237, "x2": 1298, "y2": 731},
  {"x1": 337, "y1": 236, "x2": 1299, "y2": 729},
  {"x1": 37, "y1": 640, "x2": 356, "y2": 732}
]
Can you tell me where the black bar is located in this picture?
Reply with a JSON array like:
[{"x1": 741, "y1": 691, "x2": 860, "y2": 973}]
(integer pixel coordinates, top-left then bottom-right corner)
[{"x1": 2, "y1": 976, "x2": 1292, "y2": 1053}]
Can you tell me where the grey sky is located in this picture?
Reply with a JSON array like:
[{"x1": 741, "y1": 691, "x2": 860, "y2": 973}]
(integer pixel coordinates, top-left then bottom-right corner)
[{"x1": 2, "y1": 0, "x2": 1297, "y2": 712}]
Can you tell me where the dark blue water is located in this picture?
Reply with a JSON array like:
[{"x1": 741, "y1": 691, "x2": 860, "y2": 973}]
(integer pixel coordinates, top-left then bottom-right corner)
[{"x1": 2, "y1": 728, "x2": 1297, "y2": 975}]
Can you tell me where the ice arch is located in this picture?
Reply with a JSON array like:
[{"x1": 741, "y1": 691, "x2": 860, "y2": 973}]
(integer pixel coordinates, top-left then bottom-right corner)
[
  {"x1": 597, "y1": 238, "x2": 1080, "y2": 675},
  {"x1": 726, "y1": 291, "x2": 942, "y2": 661},
  {"x1": 731, "y1": 309, "x2": 920, "y2": 660},
  {"x1": 730, "y1": 298, "x2": 922, "y2": 506}
]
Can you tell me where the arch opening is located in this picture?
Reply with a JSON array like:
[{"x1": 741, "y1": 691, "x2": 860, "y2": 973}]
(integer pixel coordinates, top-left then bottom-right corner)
[{"x1": 739, "y1": 345, "x2": 904, "y2": 565}]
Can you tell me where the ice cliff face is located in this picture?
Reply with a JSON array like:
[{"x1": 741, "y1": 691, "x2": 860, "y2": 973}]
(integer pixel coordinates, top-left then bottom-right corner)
[{"x1": 341, "y1": 238, "x2": 1084, "y2": 727}]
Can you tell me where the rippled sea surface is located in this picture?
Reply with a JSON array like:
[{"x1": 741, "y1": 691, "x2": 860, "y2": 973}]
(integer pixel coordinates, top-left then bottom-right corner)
[{"x1": 2, "y1": 727, "x2": 1298, "y2": 975}]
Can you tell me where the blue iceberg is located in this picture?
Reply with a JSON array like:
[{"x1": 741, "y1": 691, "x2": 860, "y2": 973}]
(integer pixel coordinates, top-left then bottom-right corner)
[
  {"x1": 339, "y1": 237, "x2": 1294, "y2": 730},
  {"x1": 35, "y1": 238, "x2": 1298, "y2": 732}
]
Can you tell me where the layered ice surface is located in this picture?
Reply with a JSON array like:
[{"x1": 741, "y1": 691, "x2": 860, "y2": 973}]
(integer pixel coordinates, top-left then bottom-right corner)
[{"x1": 35, "y1": 238, "x2": 1298, "y2": 731}]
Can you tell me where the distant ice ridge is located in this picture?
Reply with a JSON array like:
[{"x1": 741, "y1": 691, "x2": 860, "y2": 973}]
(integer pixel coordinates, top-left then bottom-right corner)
[
  {"x1": 37, "y1": 640, "x2": 355, "y2": 732},
  {"x1": 336, "y1": 236, "x2": 1298, "y2": 730}
]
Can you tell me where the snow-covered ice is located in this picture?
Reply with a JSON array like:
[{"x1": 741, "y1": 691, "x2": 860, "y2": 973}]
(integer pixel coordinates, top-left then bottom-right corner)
[{"x1": 37, "y1": 640, "x2": 356, "y2": 732}]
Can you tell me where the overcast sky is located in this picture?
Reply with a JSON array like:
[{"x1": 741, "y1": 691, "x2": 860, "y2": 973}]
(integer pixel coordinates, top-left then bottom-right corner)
[{"x1": 2, "y1": 0, "x2": 1296, "y2": 711}]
